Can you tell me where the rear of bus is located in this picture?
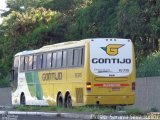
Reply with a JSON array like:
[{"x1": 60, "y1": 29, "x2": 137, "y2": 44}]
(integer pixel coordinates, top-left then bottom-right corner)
[{"x1": 86, "y1": 38, "x2": 136, "y2": 106}]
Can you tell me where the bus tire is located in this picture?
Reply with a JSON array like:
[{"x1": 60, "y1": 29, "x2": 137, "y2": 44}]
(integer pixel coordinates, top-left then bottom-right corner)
[
  {"x1": 66, "y1": 94, "x2": 72, "y2": 108},
  {"x1": 20, "y1": 93, "x2": 26, "y2": 105},
  {"x1": 110, "y1": 105, "x2": 116, "y2": 110},
  {"x1": 57, "y1": 93, "x2": 63, "y2": 107}
]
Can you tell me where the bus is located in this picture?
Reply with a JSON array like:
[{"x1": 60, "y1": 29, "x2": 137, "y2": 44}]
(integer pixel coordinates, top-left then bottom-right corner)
[{"x1": 11, "y1": 38, "x2": 136, "y2": 108}]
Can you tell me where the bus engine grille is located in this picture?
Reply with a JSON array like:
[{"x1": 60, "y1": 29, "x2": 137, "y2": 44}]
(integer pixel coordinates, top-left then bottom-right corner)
[{"x1": 76, "y1": 88, "x2": 83, "y2": 103}]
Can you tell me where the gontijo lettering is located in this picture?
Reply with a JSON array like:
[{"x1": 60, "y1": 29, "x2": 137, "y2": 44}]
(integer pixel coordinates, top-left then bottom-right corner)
[
  {"x1": 92, "y1": 58, "x2": 131, "y2": 64},
  {"x1": 42, "y1": 72, "x2": 62, "y2": 80}
]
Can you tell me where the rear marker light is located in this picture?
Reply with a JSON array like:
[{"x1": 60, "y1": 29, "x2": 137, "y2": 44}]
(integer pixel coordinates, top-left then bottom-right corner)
[
  {"x1": 86, "y1": 82, "x2": 91, "y2": 92},
  {"x1": 132, "y1": 82, "x2": 135, "y2": 91}
]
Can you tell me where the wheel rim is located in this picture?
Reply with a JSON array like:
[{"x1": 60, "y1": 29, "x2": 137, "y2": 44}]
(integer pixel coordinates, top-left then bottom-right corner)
[
  {"x1": 21, "y1": 95, "x2": 25, "y2": 105},
  {"x1": 66, "y1": 96, "x2": 72, "y2": 108},
  {"x1": 57, "y1": 97, "x2": 63, "y2": 107}
]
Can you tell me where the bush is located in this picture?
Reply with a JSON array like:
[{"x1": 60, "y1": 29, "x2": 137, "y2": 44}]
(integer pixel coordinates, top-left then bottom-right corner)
[
  {"x1": 137, "y1": 51, "x2": 160, "y2": 77},
  {"x1": 0, "y1": 78, "x2": 10, "y2": 88}
]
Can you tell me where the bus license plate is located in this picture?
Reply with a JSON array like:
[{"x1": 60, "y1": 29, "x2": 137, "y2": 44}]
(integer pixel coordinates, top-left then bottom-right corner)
[{"x1": 112, "y1": 87, "x2": 120, "y2": 91}]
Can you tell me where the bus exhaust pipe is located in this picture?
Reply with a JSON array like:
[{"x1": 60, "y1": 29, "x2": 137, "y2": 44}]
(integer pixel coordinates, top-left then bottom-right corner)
[{"x1": 96, "y1": 101, "x2": 100, "y2": 105}]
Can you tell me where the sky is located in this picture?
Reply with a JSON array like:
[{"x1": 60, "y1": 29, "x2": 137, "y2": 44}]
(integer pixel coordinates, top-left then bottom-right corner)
[{"x1": 0, "y1": 0, "x2": 8, "y2": 24}]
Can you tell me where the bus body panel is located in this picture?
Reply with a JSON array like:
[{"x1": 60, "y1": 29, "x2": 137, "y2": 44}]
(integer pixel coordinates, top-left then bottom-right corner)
[{"x1": 85, "y1": 38, "x2": 136, "y2": 105}]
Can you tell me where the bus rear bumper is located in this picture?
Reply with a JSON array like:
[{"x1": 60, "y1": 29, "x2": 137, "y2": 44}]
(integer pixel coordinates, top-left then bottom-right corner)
[{"x1": 85, "y1": 95, "x2": 135, "y2": 105}]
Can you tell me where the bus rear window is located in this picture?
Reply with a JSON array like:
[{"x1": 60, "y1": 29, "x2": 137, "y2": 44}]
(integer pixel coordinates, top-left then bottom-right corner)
[
  {"x1": 90, "y1": 39, "x2": 133, "y2": 77},
  {"x1": 14, "y1": 56, "x2": 19, "y2": 68}
]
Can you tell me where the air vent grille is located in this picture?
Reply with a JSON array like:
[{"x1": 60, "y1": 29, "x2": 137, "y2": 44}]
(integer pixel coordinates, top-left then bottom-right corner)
[{"x1": 76, "y1": 88, "x2": 83, "y2": 103}]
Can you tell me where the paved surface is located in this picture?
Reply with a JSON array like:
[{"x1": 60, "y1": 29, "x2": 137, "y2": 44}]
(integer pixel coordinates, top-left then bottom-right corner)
[
  {"x1": 0, "y1": 87, "x2": 153, "y2": 120},
  {"x1": 0, "y1": 113, "x2": 152, "y2": 120},
  {"x1": 0, "y1": 111, "x2": 91, "y2": 119},
  {"x1": 0, "y1": 87, "x2": 84, "y2": 119},
  {"x1": 0, "y1": 114, "x2": 83, "y2": 120}
]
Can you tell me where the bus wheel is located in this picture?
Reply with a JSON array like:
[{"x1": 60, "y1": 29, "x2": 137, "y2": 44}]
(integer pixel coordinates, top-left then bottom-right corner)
[
  {"x1": 66, "y1": 95, "x2": 72, "y2": 108},
  {"x1": 111, "y1": 106, "x2": 116, "y2": 110},
  {"x1": 20, "y1": 93, "x2": 26, "y2": 105},
  {"x1": 57, "y1": 93, "x2": 63, "y2": 107}
]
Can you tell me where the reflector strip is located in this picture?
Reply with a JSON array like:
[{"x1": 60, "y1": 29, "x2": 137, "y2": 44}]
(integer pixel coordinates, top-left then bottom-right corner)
[
  {"x1": 94, "y1": 83, "x2": 129, "y2": 87},
  {"x1": 86, "y1": 85, "x2": 91, "y2": 88}
]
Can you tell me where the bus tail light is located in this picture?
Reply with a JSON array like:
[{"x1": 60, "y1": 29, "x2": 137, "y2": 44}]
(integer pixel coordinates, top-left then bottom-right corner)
[
  {"x1": 86, "y1": 82, "x2": 91, "y2": 92},
  {"x1": 132, "y1": 82, "x2": 135, "y2": 91}
]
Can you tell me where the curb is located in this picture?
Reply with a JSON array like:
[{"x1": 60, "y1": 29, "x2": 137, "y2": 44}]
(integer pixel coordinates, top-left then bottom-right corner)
[
  {"x1": 0, "y1": 111, "x2": 152, "y2": 120},
  {"x1": 0, "y1": 111, "x2": 91, "y2": 119},
  {"x1": 0, "y1": 106, "x2": 13, "y2": 109}
]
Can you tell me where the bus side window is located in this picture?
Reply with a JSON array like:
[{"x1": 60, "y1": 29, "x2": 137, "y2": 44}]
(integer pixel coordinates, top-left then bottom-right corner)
[
  {"x1": 42, "y1": 53, "x2": 47, "y2": 69},
  {"x1": 47, "y1": 52, "x2": 52, "y2": 69},
  {"x1": 52, "y1": 52, "x2": 57, "y2": 69},
  {"x1": 56, "y1": 51, "x2": 62, "y2": 68},
  {"x1": 24, "y1": 56, "x2": 29, "y2": 71},
  {"x1": 20, "y1": 56, "x2": 25, "y2": 71},
  {"x1": 37, "y1": 54, "x2": 42, "y2": 70},
  {"x1": 79, "y1": 47, "x2": 84, "y2": 66},
  {"x1": 62, "y1": 50, "x2": 67, "y2": 68},
  {"x1": 73, "y1": 49, "x2": 80, "y2": 67},
  {"x1": 67, "y1": 49, "x2": 73, "y2": 67},
  {"x1": 28, "y1": 55, "x2": 33, "y2": 70},
  {"x1": 33, "y1": 55, "x2": 37, "y2": 70}
]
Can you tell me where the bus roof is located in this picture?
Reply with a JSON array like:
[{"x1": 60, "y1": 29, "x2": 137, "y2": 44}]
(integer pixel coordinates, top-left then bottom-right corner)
[
  {"x1": 14, "y1": 38, "x2": 130, "y2": 56},
  {"x1": 39, "y1": 39, "x2": 90, "y2": 51},
  {"x1": 14, "y1": 39, "x2": 90, "y2": 56},
  {"x1": 15, "y1": 49, "x2": 39, "y2": 56}
]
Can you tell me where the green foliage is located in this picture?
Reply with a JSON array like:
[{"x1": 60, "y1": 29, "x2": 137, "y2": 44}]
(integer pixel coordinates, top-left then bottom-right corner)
[
  {"x1": 6, "y1": 0, "x2": 47, "y2": 12},
  {"x1": 125, "y1": 108, "x2": 143, "y2": 115},
  {"x1": 45, "y1": 0, "x2": 75, "y2": 13},
  {"x1": 67, "y1": 0, "x2": 119, "y2": 40},
  {"x1": 15, "y1": 105, "x2": 115, "y2": 113},
  {"x1": 1, "y1": 7, "x2": 60, "y2": 64},
  {"x1": 2, "y1": 7, "x2": 59, "y2": 37},
  {"x1": 0, "y1": 0, "x2": 160, "y2": 86},
  {"x1": 14, "y1": 105, "x2": 144, "y2": 115},
  {"x1": 0, "y1": 7, "x2": 62, "y2": 86},
  {"x1": 117, "y1": 0, "x2": 160, "y2": 56},
  {"x1": 0, "y1": 78, "x2": 10, "y2": 87},
  {"x1": 137, "y1": 51, "x2": 160, "y2": 77},
  {"x1": 14, "y1": 105, "x2": 57, "y2": 111}
]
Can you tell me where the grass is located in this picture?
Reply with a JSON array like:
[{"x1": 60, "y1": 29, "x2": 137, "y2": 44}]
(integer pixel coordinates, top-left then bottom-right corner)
[
  {"x1": 14, "y1": 105, "x2": 143, "y2": 115},
  {"x1": 59, "y1": 106, "x2": 115, "y2": 113},
  {"x1": 14, "y1": 105, "x2": 115, "y2": 114},
  {"x1": 14, "y1": 106, "x2": 57, "y2": 111},
  {"x1": 124, "y1": 108, "x2": 143, "y2": 115}
]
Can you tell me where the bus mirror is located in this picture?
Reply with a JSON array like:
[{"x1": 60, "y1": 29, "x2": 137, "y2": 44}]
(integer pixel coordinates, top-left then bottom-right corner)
[{"x1": 9, "y1": 69, "x2": 14, "y2": 82}]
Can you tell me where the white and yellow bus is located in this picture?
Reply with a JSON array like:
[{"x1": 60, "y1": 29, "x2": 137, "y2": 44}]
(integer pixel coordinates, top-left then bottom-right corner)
[{"x1": 11, "y1": 38, "x2": 136, "y2": 108}]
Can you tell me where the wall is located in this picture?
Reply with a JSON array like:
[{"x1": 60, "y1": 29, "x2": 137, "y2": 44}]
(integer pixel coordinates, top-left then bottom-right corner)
[
  {"x1": 132, "y1": 77, "x2": 160, "y2": 111},
  {"x1": 0, "y1": 87, "x2": 11, "y2": 106},
  {"x1": 0, "y1": 77, "x2": 160, "y2": 111}
]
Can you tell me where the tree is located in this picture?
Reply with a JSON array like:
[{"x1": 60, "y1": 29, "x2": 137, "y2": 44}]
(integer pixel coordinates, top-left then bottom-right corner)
[
  {"x1": 66, "y1": 0, "x2": 119, "y2": 40},
  {"x1": 0, "y1": 7, "x2": 61, "y2": 82},
  {"x1": 7, "y1": 0, "x2": 43, "y2": 11},
  {"x1": 117, "y1": 0, "x2": 160, "y2": 56}
]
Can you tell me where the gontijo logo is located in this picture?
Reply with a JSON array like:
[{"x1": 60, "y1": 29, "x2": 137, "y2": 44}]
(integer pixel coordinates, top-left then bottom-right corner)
[
  {"x1": 101, "y1": 44, "x2": 124, "y2": 56},
  {"x1": 92, "y1": 44, "x2": 131, "y2": 64}
]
